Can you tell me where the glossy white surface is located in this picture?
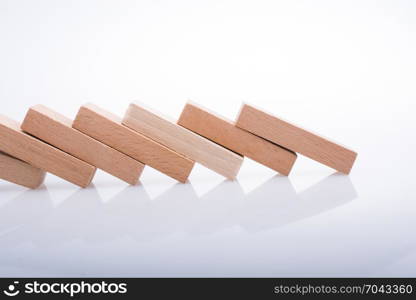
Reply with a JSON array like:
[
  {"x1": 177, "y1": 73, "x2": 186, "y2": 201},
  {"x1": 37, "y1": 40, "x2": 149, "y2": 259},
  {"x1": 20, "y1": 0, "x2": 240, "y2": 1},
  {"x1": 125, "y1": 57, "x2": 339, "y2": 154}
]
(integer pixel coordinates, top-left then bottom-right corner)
[{"x1": 0, "y1": 0, "x2": 415, "y2": 277}]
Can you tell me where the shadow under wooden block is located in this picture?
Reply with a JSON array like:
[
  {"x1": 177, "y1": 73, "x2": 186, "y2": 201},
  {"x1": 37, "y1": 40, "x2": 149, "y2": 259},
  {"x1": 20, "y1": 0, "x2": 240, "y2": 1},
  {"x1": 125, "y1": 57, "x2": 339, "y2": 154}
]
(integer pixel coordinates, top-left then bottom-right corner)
[
  {"x1": 72, "y1": 103, "x2": 194, "y2": 183},
  {"x1": 21, "y1": 105, "x2": 144, "y2": 185},
  {"x1": 178, "y1": 101, "x2": 297, "y2": 176},
  {"x1": 0, "y1": 115, "x2": 96, "y2": 188},
  {"x1": 0, "y1": 151, "x2": 46, "y2": 189},
  {"x1": 236, "y1": 103, "x2": 357, "y2": 174},
  {"x1": 123, "y1": 102, "x2": 243, "y2": 179}
]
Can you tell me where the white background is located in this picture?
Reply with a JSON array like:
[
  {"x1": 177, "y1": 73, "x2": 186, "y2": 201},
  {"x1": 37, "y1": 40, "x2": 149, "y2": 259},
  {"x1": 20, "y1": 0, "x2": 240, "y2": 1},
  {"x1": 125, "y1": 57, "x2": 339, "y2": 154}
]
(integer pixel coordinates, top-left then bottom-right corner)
[{"x1": 0, "y1": 0, "x2": 415, "y2": 276}]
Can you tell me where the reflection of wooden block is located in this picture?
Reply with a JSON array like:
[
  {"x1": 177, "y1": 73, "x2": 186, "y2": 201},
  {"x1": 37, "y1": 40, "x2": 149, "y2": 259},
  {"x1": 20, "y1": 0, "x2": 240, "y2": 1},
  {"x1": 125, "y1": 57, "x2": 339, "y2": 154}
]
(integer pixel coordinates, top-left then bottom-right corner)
[
  {"x1": 178, "y1": 102, "x2": 297, "y2": 175},
  {"x1": 236, "y1": 104, "x2": 357, "y2": 174},
  {"x1": 21, "y1": 105, "x2": 144, "y2": 185},
  {"x1": 72, "y1": 103, "x2": 194, "y2": 183},
  {"x1": 123, "y1": 103, "x2": 243, "y2": 179},
  {"x1": 0, "y1": 115, "x2": 96, "y2": 187},
  {"x1": 0, "y1": 151, "x2": 46, "y2": 189}
]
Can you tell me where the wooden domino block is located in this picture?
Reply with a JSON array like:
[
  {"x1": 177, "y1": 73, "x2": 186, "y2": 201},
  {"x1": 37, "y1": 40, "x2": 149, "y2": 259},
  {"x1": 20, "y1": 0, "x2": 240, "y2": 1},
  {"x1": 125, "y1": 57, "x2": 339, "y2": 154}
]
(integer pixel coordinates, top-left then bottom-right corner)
[
  {"x1": 72, "y1": 103, "x2": 194, "y2": 183},
  {"x1": 123, "y1": 103, "x2": 244, "y2": 179},
  {"x1": 21, "y1": 105, "x2": 144, "y2": 185},
  {"x1": 0, "y1": 115, "x2": 96, "y2": 187},
  {"x1": 177, "y1": 102, "x2": 297, "y2": 175},
  {"x1": 235, "y1": 104, "x2": 357, "y2": 174},
  {"x1": 0, "y1": 151, "x2": 46, "y2": 188}
]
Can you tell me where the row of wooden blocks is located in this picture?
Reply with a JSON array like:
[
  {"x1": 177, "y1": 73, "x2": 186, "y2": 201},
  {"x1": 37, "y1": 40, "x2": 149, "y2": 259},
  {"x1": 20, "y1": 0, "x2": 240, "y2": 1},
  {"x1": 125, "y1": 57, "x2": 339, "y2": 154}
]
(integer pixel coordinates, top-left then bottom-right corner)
[{"x1": 0, "y1": 102, "x2": 357, "y2": 189}]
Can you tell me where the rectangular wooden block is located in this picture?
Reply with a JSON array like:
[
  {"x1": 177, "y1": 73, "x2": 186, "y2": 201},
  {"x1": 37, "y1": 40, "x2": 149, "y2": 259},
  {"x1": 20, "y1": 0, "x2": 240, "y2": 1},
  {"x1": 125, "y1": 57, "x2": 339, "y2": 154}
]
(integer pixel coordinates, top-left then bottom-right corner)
[
  {"x1": 0, "y1": 151, "x2": 46, "y2": 189},
  {"x1": 123, "y1": 103, "x2": 244, "y2": 179},
  {"x1": 21, "y1": 105, "x2": 144, "y2": 185},
  {"x1": 177, "y1": 102, "x2": 297, "y2": 176},
  {"x1": 235, "y1": 104, "x2": 357, "y2": 174},
  {"x1": 72, "y1": 103, "x2": 194, "y2": 183},
  {"x1": 0, "y1": 115, "x2": 96, "y2": 187}
]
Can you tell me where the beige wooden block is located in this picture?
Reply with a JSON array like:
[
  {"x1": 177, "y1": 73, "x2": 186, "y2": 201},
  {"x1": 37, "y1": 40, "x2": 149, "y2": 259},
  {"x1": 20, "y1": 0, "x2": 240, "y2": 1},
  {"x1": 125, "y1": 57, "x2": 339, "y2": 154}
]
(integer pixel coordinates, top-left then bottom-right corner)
[
  {"x1": 0, "y1": 115, "x2": 96, "y2": 187},
  {"x1": 0, "y1": 151, "x2": 46, "y2": 189},
  {"x1": 123, "y1": 103, "x2": 244, "y2": 179},
  {"x1": 21, "y1": 105, "x2": 144, "y2": 185},
  {"x1": 72, "y1": 103, "x2": 194, "y2": 183},
  {"x1": 235, "y1": 104, "x2": 357, "y2": 174},
  {"x1": 177, "y1": 102, "x2": 297, "y2": 176}
]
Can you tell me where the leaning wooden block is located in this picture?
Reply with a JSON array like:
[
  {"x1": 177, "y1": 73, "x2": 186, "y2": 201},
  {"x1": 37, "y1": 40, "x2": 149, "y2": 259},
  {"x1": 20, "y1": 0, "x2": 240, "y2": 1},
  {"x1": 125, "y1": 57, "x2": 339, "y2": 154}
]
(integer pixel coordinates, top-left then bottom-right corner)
[
  {"x1": 235, "y1": 104, "x2": 357, "y2": 174},
  {"x1": 123, "y1": 103, "x2": 243, "y2": 179},
  {"x1": 0, "y1": 151, "x2": 46, "y2": 188},
  {"x1": 72, "y1": 103, "x2": 194, "y2": 183},
  {"x1": 177, "y1": 102, "x2": 297, "y2": 175},
  {"x1": 0, "y1": 115, "x2": 96, "y2": 187},
  {"x1": 21, "y1": 105, "x2": 144, "y2": 185}
]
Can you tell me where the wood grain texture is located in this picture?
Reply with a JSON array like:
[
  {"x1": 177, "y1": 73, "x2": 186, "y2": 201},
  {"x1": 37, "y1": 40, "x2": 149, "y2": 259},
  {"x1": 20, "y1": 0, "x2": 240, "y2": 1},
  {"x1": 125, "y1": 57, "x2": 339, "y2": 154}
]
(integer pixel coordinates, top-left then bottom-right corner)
[
  {"x1": 0, "y1": 151, "x2": 46, "y2": 188},
  {"x1": 235, "y1": 104, "x2": 357, "y2": 174},
  {"x1": 72, "y1": 103, "x2": 194, "y2": 183},
  {"x1": 0, "y1": 115, "x2": 96, "y2": 187},
  {"x1": 177, "y1": 102, "x2": 297, "y2": 176},
  {"x1": 123, "y1": 103, "x2": 243, "y2": 179},
  {"x1": 21, "y1": 105, "x2": 144, "y2": 185}
]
